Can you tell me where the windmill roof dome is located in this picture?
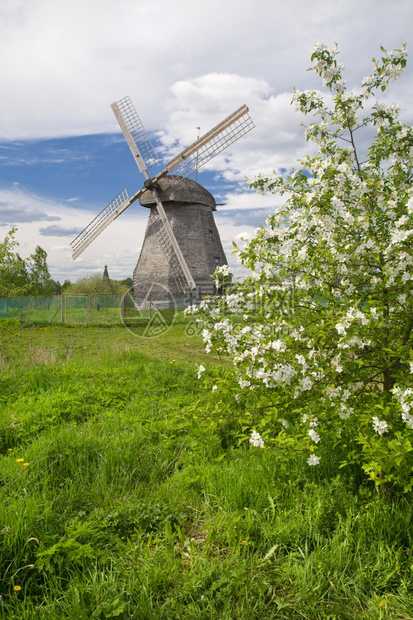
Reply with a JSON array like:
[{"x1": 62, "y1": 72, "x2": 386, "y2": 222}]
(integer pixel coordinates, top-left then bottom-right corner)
[{"x1": 140, "y1": 175, "x2": 216, "y2": 210}]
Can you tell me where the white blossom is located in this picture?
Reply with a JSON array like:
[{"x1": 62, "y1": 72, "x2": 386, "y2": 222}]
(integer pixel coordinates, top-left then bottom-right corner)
[
  {"x1": 308, "y1": 429, "x2": 321, "y2": 443},
  {"x1": 372, "y1": 416, "x2": 388, "y2": 435},
  {"x1": 307, "y1": 454, "x2": 321, "y2": 466},
  {"x1": 295, "y1": 376, "x2": 313, "y2": 397},
  {"x1": 238, "y1": 379, "x2": 251, "y2": 389},
  {"x1": 249, "y1": 430, "x2": 264, "y2": 448},
  {"x1": 338, "y1": 405, "x2": 353, "y2": 419},
  {"x1": 362, "y1": 75, "x2": 375, "y2": 86},
  {"x1": 215, "y1": 264, "x2": 231, "y2": 276}
]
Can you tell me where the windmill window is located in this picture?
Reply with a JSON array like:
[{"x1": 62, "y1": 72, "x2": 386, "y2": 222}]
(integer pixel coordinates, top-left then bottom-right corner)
[{"x1": 214, "y1": 257, "x2": 220, "y2": 264}]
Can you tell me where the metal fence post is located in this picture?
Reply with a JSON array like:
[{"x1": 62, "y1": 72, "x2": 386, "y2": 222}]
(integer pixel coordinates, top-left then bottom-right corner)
[{"x1": 86, "y1": 295, "x2": 91, "y2": 325}]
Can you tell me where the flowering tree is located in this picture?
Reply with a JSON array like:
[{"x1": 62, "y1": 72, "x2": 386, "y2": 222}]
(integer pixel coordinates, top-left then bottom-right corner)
[{"x1": 188, "y1": 44, "x2": 413, "y2": 490}]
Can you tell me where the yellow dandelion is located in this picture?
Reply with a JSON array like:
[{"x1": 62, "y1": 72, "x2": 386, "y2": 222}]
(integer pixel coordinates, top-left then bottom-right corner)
[
  {"x1": 241, "y1": 540, "x2": 248, "y2": 545},
  {"x1": 8, "y1": 448, "x2": 12, "y2": 452},
  {"x1": 16, "y1": 458, "x2": 24, "y2": 463},
  {"x1": 23, "y1": 463, "x2": 29, "y2": 467},
  {"x1": 13, "y1": 585, "x2": 22, "y2": 592}
]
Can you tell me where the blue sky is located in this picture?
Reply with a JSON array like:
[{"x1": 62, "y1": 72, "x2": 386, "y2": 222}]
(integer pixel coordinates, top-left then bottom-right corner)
[
  {"x1": 0, "y1": 133, "x2": 250, "y2": 214},
  {"x1": 1, "y1": 0, "x2": 413, "y2": 282}
]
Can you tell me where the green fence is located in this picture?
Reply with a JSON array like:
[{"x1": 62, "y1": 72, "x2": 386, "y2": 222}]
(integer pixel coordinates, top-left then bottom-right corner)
[
  {"x1": 0, "y1": 295, "x2": 128, "y2": 325},
  {"x1": 0, "y1": 293, "x2": 192, "y2": 328}
]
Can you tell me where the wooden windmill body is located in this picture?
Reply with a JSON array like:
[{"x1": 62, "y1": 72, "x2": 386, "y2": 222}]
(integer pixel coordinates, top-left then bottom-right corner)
[
  {"x1": 135, "y1": 176, "x2": 227, "y2": 305},
  {"x1": 71, "y1": 97, "x2": 254, "y2": 306}
]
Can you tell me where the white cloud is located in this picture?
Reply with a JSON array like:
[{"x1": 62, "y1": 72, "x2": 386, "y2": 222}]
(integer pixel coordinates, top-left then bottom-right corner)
[
  {"x1": 159, "y1": 76, "x2": 307, "y2": 181},
  {"x1": 1, "y1": 0, "x2": 412, "y2": 140},
  {"x1": 0, "y1": 187, "x2": 148, "y2": 281},
  {"x1": 39, "y1": 224, "x2": 83, "y2": 237},
  {"x1": 0, "y1": 188, "x2": 61, "y2": 224}
]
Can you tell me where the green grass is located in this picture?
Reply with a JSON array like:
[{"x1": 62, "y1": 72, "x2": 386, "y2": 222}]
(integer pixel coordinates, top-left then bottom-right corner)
[{"x1": 0, "y1": 324, "x2": 413, "y2": 618}]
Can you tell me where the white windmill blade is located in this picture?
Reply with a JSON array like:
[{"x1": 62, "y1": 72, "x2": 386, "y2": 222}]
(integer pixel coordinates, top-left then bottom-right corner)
[
  {"x1": 71, "y1": 188, "x2": 142, "y2": 260},
  {"x1": 151, "y1": 187, "x2": 196, "y2": 291},
  {"x1": 152, "y1": 210, "x2": 194, "y2": 293},
  {"x1": 153, "y1": 105, "x2": 254, "y2": 183},
  {"x1": 111, "y1": 96, "x2": 160, "y2": 177}
]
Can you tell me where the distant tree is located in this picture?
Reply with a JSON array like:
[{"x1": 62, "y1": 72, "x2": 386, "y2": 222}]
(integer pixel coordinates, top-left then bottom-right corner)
[
  {"x1": 61, "y1": 279, "x2": 72, "y2": 293},
  {"x1": 48, "y1": 279, "x2": 64, "y2": 295},
  {"x1": 0, "y1": 229, "x2": 31, "y2": 297},
  {"x1": 0, "y1": 228, "x2": 55, "y2": 297},
  {"x1": 120, "y1": 277, "x2": 133, "y2": 288},
  {"x1": 26, "y1": 246, "x2": 54, "y2": 296},
  {"x1": 65, "y1": 274, "x2": 128, "y2": 295}
]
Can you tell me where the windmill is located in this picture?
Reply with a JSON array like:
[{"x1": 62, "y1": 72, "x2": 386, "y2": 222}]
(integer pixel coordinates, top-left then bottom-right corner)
[{"x1": 71, "y1": 96, "x2": 254, "y2": 305}]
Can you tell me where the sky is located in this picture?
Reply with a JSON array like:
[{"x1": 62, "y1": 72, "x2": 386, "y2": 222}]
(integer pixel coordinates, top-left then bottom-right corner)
[{"x1": 1, "y1": 0, "x2": 413, "y2": 283}]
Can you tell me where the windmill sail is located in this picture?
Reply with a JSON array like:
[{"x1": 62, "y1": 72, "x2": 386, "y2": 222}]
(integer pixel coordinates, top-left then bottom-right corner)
[
  {"x1": 111, "y1": 96, "x2": 160, "y2": 174},
  {"x1": 110, "y1": 98, "x2": 196, "y2": 289},
  {"x1": 151, "y1": 208, "x2": 192, "y2": 293},
  {"x1": 154, "y1": 105, "x2": 254, "y2": 181},
  {"x1": 70, "y1": 98, "x2": 254, "y2": 287},
  {"x1": 71, "y1": 188, "x2": 138, "y2": 260}
]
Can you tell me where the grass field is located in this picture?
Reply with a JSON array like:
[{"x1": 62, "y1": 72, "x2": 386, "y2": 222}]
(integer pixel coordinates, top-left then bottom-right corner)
[{"x1": 0, "y1": 323, "x2": 413, "y2": 619}]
